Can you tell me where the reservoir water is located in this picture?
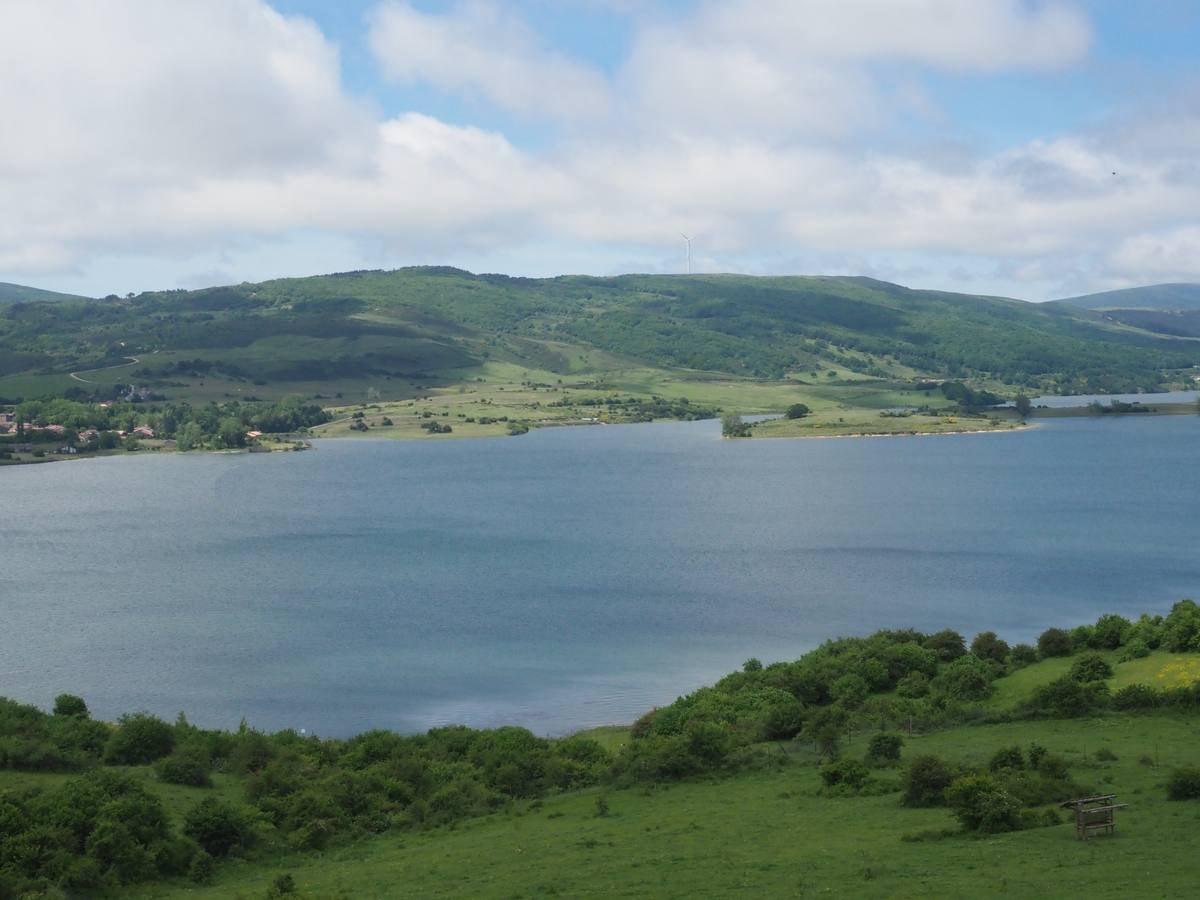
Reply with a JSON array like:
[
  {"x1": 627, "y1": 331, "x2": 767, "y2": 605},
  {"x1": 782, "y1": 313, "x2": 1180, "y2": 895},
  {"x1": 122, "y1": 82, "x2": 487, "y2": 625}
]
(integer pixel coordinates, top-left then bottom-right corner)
[{"x1": 3, "y1": 415, "x2": 1199, "y2": 736}]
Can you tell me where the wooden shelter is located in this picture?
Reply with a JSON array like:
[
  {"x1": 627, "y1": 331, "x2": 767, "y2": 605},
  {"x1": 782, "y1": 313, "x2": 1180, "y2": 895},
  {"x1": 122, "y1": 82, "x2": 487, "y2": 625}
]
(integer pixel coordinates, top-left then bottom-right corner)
[{"x1": 1061, "y1": 794, "x2": 1127, "y2": 840}]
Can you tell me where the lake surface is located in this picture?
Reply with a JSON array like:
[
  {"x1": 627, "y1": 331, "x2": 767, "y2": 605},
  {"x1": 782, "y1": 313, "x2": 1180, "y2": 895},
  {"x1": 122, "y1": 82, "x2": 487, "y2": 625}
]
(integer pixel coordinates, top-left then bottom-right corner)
[
  {"x1": 1022, "y1": 390, "x2": 1198, "y2": 408},
  {"x1": 4, "y1": 415, "x2": 1199, "y2": 737}
]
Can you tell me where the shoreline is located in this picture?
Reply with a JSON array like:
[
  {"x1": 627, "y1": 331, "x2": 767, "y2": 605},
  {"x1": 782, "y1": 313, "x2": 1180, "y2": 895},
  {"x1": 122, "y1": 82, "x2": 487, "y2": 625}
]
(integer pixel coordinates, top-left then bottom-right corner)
[{"x1": 751, "y1": 422, "x2": 1039, "y2": 440}]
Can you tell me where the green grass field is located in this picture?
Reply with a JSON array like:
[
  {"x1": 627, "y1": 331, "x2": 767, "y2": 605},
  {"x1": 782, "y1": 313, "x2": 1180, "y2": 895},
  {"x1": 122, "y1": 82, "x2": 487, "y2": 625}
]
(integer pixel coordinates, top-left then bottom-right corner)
[
  {"x1": 118, "y1": 712, "x2": 1200, "y2": 899},
  {"x1": 5, "y1": 650, "x2": 1197, "y2": 899}
]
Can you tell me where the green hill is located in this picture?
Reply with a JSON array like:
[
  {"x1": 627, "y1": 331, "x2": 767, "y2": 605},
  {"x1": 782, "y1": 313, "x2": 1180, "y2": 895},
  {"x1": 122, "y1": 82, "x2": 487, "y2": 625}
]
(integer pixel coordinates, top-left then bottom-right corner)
[
  {"x1": 1056, "y1": 283, "x2": 1200, "y2": 311},
  {"x1": 0, "y1": 281, "x2": 92, "y2": 304},
  {"x1": 3, "y1": 268, "x2": 1199, "y2": 404},
  {"x1": 4, "y1": 604, "x2": 1200, "y2": 898}
]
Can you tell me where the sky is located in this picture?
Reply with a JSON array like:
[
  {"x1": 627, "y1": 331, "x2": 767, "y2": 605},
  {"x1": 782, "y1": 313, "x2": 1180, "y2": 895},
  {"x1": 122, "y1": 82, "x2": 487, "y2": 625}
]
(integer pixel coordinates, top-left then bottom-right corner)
[{"x1": 2, "y1": 1, "x2": 1199, "y2": 301}]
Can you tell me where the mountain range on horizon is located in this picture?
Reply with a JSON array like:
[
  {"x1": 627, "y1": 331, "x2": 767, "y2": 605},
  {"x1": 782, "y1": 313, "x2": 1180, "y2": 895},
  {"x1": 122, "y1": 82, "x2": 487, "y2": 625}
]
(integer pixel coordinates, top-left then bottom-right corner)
[{"x1": 5, "y1": 272, "x2": 1200, "y2": 312}]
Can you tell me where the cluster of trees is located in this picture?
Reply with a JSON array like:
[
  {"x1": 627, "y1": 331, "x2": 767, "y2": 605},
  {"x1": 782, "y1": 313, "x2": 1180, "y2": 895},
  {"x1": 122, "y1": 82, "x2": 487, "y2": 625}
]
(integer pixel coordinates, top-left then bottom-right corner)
[
  {"x1": 721, "y1": 413, "x2": 752, "y2": 437},
  {"x1": 549, "y1": 395, "x2": 719, "y2": 422},
  {"x1": 938, "y1": 381, "x2": 1004, "y2": 410},
  {"x1": 900, "y1": 742, "x2": 1082, "y2": 834},
  {"x1": 6, "y1": 397, "x2": 328, "y2": 452},
  {"x1": 0, "y1": 696, "x2": 613, "y2": 894}
]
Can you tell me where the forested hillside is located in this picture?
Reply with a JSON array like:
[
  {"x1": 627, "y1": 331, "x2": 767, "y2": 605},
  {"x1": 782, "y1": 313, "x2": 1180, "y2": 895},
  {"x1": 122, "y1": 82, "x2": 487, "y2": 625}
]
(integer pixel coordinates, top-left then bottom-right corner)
[{"x1": 3, "y1": 268, "x2": 1199, "y2": 403}]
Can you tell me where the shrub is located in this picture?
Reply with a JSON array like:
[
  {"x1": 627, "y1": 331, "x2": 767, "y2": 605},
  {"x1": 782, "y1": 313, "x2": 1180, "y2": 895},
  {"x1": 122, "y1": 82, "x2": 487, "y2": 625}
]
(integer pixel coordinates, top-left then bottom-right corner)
[
  {"x1": 902, "y1": 755, "x2": 954, "y2": 807},
  {"x1": 1069, "y1": 654, "x2": 1113, "y2": 683},
  {"x1": 1166, "y1": 765, "x2": 1200, "y2": 800},
  {"x1": 1118, "y1": 638, "x2": 1150, "y2": 661},
  {"x1": 188, "y1": 853, "x2": 215, "y2": 885},
  {"x1": 104, "y1": 713, "x2": 175, "y2": 765},
  {"x1": 1010, "y1": 644, "x2": 1038, "y2": 666},
  {"x1": 1037, "y1": 628, "x2": 1073, "y2": 658},
  {"x1": 923, "y1": 630, "x2": 966, "y2": 662},
  {"x1": 1162, "y1": 600, "x2": 1200, "y2": 652},
  {"x1": 820, "y1": 758, "x2": 869, "y2": 791},
  {"x1": 865, "y1": 733, "x2": 904, "y2": 765},
  {"x1": 1112, "y1": 683, "x2": 1159, "y2": 710},
  {"x1": 895, "y1": 671, "x2": 930, "y2": 698},
  {"x1": 931, "y1": 654, "x2": 994, "y2": 701},
  {"x1": 831, "y1": 673, "x2": 869, "y2": 708},
  {"x1": 1024, "y1": 676, "x2": 1109, "y2": 717},
  {"x1": 182, "y1": 798, "x2": 253, "y2": 858},
  {"x1": 988, "y1": 746, "x2": 1025, "y2": 771},
  {"x1": 53, "y1": 694, "x2": 90, "y2": 718},
  {"x1": 945, "y1": 773, "x2": 1023, "y2": 834},
  {"x1": 970, "y1": 632, "x2": 1010, "y2": 664},
  {"x1": 1094, "y1": 747, "x2": 1118, "y2": 762},
  {"x1": 784, "y1": 403, "x2": 810, "y2": 419},
  {"x1": 155, "y1": 751, "x2": 213, "y2": 788},
  {"x1": 1092, "y1": 614, "x2": 1131, "y2": 650}
]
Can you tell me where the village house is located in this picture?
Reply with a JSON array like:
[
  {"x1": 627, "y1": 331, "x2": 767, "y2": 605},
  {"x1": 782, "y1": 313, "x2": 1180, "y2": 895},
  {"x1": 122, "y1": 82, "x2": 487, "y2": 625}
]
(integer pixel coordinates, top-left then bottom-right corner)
[
  {"x1": 0, "y1": 411, "x2": 14, "y2": 434},
  {"x1": 131, "y1": 425, "x2": 155, "y2": 439}
]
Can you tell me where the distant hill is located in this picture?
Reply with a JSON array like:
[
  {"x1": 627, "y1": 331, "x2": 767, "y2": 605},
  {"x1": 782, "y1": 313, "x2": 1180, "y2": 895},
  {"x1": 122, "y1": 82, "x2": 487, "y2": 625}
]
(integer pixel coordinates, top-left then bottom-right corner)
[
  {"x1": 0, "y1": 282, "x2": 91, "y2": 304},
  {"x1": 2, "y1": 268, "x2": 1200, "y2": 396},
  {"x1": 1056, "y1": 283, "x2": 1200, "y2": 311}
]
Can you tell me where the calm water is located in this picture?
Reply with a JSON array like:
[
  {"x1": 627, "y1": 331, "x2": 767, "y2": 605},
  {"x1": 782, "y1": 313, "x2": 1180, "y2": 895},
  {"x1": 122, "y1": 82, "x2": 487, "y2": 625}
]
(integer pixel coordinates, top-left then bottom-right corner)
[
  {"x1": 1023, "y1": 390, "x2": 1199, "y2": 408},
  {"x1": 3, "y1": 415, "x2": 1199, "y2": 736}
]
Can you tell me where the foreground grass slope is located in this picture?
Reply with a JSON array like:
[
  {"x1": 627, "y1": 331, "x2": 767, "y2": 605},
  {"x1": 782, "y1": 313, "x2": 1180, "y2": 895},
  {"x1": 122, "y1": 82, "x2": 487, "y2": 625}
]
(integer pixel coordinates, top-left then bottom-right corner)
[
  {"x1": 4, "y1": 605, "x2": 1200, "y2": 898},
  {"x1": 138, "y1": 715, "x2": 1200, "y2": 900}
]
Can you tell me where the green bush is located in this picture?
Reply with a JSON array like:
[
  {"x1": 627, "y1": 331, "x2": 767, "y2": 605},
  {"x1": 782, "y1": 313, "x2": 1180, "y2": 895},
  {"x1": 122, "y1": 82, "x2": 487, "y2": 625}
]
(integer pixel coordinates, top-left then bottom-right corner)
[
  {"x1": 1024, "y1": 676, "x2": 1109, "y2": 717},
  {"x1": 53, "y1": 694, "x2": 90, "y2": 718},
  {"x1": 865, "y1": 733, "x2": 903, "y2": 764},
  {"x1": 155, "y1": 751, "x2": 213, "y2": 788},
  {"x1": 1112, "y1": 683, "x2": 1159, "y2": 710},
  {"x1": 1092, "y1": 614, "x2": 1131, "y2": 650},
  {"x1": 1118, "y1": 638, "x2": 1151, "y2": 661},
  {"x1": 183, "y1": 798, "x2": 253, "y2": 858},
  {"x1": 104, "y1": 713, "x2": 175, "y2": 765},
  {"x1": 895, "y1": 671, "x2": 930, "y2": 698},
  {"x1": 945, "y1": 773, "x2": 1023, "y2": 833},
  {"x1": 1069, "y1": 654, "x2": 1113, "y2": 683},
  {"x1": 902, "y1": 755, "x2": 954, "y2": 807},
  {"x1": 820, "y1": 758, "x2": 869, "y2": 791},
  {"x1": 1166, "y1": 765, "x2": 1200, "y2": 800},
  {"x1": 930, "y1": 654, "x2": 994, "y2": 701},
  {"x1": 970, "y1": 632, "x2": 1010, "y2": 664},
  {"x1": 1162, "y1": 600, "x2": 1200, "y2": 652},
  {"x1": 1010, "y1": 644, "x2": 1038, "y2": 666},
  {"x1": 1037, "y1": 628, "x2": 1073, "y2": 658},
  {"x1": 923, "y1": 630, "x2": 966, "y2": 661},
  {"x1": 988, "y1": 746, "x2": 1025, "y2": 771}
]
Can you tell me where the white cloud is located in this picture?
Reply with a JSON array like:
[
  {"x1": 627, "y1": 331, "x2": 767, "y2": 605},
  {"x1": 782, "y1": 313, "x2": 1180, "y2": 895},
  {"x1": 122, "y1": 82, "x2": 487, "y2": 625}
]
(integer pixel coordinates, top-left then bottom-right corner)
[
  {"x1": 368, "y1": 1, "x2": 610, "y2": 122},
  {"x1": 1110, "y1": 226, "x2": 1200, "y2": 284},
  {"x1": 693, "y1": 0, "x2": 1092, "y2": 71},
  {"x1": 1, "y1": 0, "x2": 1197, "y2": 302}
]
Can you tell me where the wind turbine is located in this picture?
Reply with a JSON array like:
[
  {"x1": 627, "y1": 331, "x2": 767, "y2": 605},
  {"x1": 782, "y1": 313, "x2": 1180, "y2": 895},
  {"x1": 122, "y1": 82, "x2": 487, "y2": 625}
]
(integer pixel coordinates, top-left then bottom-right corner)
[{"x1": 681, "y1": 233, "x2": 693, "y2": 275}]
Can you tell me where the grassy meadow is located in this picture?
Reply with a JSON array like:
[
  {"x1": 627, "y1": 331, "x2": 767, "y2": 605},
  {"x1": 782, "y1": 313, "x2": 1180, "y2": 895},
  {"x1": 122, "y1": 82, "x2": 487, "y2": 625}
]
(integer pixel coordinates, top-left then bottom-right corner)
[{"x1": 4, "y1": 643, "x2": 1199, "y2": 899}]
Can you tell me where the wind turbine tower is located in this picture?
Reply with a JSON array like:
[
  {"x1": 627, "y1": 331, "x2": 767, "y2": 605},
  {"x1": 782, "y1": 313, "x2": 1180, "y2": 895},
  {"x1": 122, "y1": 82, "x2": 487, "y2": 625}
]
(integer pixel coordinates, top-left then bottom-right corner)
[{"x1": 681, "y1": 233, "x2": 693, "y2": 275}]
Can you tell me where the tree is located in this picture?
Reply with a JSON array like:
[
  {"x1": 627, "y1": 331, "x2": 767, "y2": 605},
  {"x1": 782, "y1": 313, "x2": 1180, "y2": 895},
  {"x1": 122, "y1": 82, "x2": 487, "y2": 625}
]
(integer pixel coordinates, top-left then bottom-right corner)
[
  {"x1": 720, "y1": 413, "x2": 751, "y2": 437},
  {"x1": 923, "y1": 629, "x2": 966, "y2": 661},
  {"x1": 53, "y1": 694, "x2": 89, "y2": 718},
  {"x1": 1037, "y1": 627, "x2": 1073, "y2": 658},
  {"x1": 902, "y1": 754, "x2": 954, "y2": 807},
  {"x1": 784, "y1": 403, "x2": 810, "y2": 419},
  {"x1": 182, "y1": 798, "x2": 252, "y2": 858},
  {"x1": 1069, "y1": 653, "x2": 1113, "y2": 683},
  {"x1": 970, "y1": 631, "x2": 1010, "y2": 664},
  {"x1": 1014, "y1": 393, "x2": 1033, "y2": 418},
  {"x1": 104, "y1": 713, "x2": 175, "y2": 765}
]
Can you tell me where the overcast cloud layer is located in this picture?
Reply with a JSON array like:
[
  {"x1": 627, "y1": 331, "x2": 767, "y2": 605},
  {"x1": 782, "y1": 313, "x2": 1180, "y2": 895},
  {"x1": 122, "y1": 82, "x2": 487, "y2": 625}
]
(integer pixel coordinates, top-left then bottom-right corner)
[{"x1": 1, "y1": 0, "x2": 1198, "y2": 299}]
